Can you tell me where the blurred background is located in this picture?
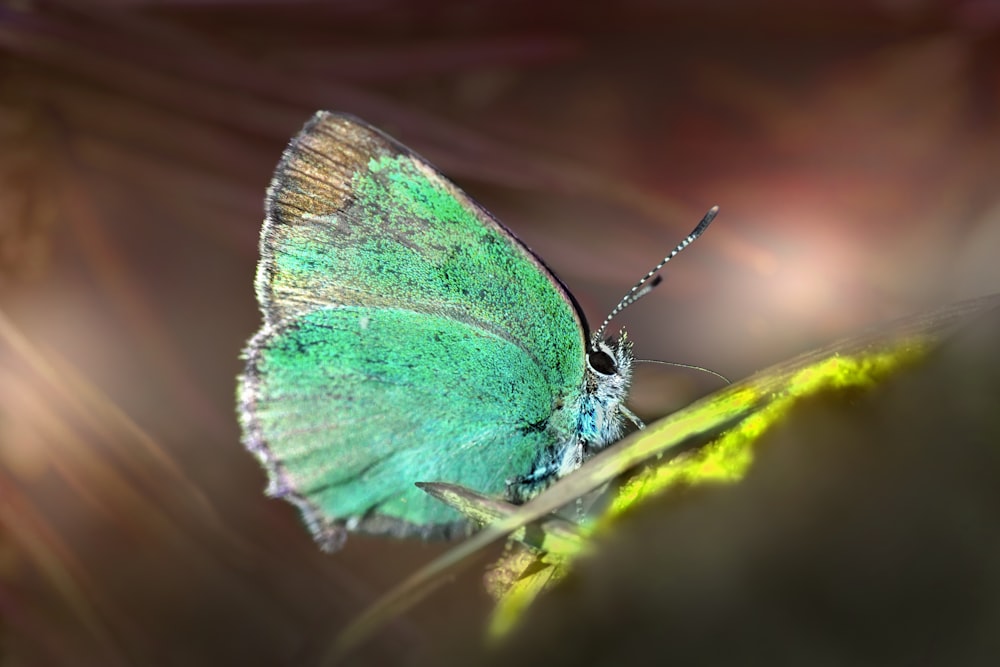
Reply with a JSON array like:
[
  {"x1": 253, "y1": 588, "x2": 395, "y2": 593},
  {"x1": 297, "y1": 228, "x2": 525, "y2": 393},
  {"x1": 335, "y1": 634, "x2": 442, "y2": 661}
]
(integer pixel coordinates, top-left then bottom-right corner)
[{"x1": 1, "y1": 1, "x2": 999, "y2": 665}]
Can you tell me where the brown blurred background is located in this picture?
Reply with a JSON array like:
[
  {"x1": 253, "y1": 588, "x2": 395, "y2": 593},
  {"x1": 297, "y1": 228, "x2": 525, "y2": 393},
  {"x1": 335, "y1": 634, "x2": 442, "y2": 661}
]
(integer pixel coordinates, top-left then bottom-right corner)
[{"x1": 1, "y1": 1, "x2": 999, "y2": 665}]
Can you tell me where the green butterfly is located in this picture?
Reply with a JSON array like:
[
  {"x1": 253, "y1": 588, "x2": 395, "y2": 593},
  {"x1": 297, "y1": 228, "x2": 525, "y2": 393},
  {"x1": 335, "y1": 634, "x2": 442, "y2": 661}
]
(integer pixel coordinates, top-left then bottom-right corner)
[{"x1": 238, "y1": 112, "x2": 714, "y2": 551}]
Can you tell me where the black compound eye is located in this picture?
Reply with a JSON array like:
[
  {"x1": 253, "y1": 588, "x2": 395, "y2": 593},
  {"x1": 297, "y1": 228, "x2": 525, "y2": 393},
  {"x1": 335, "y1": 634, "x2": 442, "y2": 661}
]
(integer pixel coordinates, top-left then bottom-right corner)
[{"x1": 588, "y1": 349, "x2": 617, "y2": 375}]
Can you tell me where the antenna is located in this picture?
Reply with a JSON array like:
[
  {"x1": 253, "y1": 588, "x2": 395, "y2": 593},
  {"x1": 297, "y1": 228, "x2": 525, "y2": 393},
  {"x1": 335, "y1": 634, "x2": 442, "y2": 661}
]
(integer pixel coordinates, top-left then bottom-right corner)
[
  {"x1": 634, "y1": 358, "x2": 731, "y2": 385},
  {"x1": 590, "y1": 206, "x2": 719, "y2": 347}
]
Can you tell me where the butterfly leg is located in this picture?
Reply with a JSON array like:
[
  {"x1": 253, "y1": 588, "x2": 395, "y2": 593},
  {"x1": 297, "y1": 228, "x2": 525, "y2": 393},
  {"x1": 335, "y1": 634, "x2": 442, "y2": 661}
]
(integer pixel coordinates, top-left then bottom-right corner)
[
  {"x1": 505, "y1": 439, "x2": 583, "y2": 503},
  {"x1": 620, "y1": 404, "x2": 644, "y2": 429}
]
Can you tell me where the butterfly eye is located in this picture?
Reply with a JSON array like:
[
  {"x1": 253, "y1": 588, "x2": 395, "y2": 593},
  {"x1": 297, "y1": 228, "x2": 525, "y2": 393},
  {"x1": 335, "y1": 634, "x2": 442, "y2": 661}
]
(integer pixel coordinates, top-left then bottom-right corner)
[{"x1": 588, "y1": 348, "x2": 617, "y2": 376}]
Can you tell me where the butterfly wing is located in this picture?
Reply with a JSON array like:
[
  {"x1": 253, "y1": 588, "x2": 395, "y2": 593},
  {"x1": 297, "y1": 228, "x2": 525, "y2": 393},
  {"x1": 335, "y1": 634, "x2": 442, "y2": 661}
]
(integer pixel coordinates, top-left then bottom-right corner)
[
  {"x1": 256, "y1": 112, "x2": 586, "y2": 390},
  {"x1": 241, "y1": 305, "x2": 569, "y2": 547},
  {"x1": 240, "y1": 112, "x2": 587, "y2": 547}
]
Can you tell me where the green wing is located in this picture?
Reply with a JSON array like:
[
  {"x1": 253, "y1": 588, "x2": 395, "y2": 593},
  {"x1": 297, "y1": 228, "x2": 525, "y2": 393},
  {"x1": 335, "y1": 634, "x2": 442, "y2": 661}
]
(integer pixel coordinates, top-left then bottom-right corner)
[
  {"x1": 257, "y1": 111, "x2": 585, "y2": 395},
  {"x1": 241, "y1": 112, "x2": 587, "y2": 548},
  {"x1": 240, "y1": 305, "x2": 569, "y2": 548}
]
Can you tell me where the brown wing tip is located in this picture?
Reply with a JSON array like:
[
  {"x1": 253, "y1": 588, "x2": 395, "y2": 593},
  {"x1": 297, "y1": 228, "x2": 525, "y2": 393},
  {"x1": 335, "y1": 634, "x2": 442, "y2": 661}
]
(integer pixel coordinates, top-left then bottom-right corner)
[
  {"x1": 256, "y1": 112, "x2": 386, "y2": 321},
  {"x1": 265, "y1": 112, "x2": 373, "y2": 222}
]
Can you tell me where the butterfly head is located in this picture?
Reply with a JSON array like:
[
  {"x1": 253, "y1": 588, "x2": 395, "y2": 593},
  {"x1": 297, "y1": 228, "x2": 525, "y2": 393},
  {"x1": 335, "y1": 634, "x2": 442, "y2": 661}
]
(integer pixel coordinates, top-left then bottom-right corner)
[
  {"x1": 580, "y1": 330, "x2": 636, "y2": 448},
  {"x1": 577, "y1": 206, "x2": 719, "y2": 447},
  {"x1": 587, "y1": 330, "x2": 634, "y2": 383}
]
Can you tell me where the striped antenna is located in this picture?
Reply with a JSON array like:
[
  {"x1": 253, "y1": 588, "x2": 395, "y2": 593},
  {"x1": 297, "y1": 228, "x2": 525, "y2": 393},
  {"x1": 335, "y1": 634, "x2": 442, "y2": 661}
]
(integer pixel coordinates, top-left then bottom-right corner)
[{"x1": 590, "y1": 206, "x2": 719, "y2": 347}]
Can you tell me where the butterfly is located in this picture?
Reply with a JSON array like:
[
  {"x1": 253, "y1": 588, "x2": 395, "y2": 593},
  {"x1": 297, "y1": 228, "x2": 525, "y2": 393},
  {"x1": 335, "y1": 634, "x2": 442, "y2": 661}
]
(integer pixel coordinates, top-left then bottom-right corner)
[{"x1": 238, "y1": 111, "x2": 715, "y2": 551}]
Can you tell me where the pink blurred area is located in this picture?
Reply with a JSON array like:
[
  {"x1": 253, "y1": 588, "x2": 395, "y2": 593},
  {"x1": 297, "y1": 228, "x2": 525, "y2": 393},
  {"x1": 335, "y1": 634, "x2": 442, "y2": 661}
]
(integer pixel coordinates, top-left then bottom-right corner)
[{"x1": 1, "y1": 1, "x2": 999, "y2": 665}]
